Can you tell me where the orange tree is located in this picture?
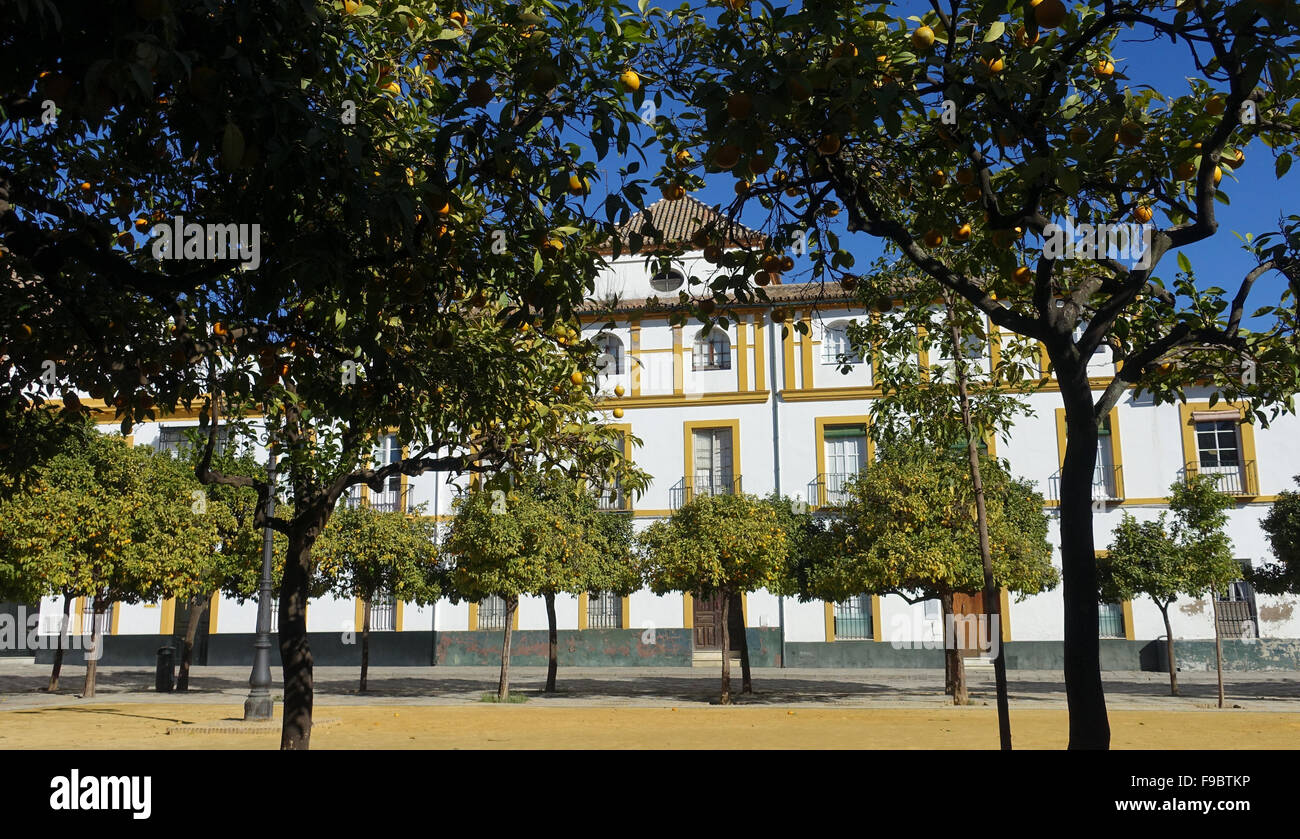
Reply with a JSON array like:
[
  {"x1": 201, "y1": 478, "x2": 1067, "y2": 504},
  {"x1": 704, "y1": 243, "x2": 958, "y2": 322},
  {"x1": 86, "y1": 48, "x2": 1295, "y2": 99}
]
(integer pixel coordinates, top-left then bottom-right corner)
[
  {"x1": 3, "y1": 0, "x2": 676, "y2": 748},
  {"x1": 0, "y1": 429, "x2": 232, "y2": 696},
  {"x1": 654, "y1": 0, "x2": 1300, "y2": 748},
  {"x1": 638, "y1": 492, "x2": 790, "y2": 704},
  {"x1": 313, "y1": 504, "x2": 443, "y2": 692},
  {"x1": 444, "y1": 469, "x2": 642, "y2": 700}
]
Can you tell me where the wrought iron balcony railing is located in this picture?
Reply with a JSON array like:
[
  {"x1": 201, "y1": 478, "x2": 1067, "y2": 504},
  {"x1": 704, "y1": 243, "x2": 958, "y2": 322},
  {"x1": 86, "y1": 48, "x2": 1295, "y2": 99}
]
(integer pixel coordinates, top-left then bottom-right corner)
[
  {"x1": 1048, "y1": 464, "x2": 1123, "y2": 502},
  {"x1": 807, "y1": 473, "x2": 858, "y2": 510},
  {"x1": 1184, "y1": 461, "x2": 1259, "y2": 496},
  {"x1": 668, "y1": 475, "x2": 742, "y2": 510},
  {"x1": 341, "y1": 487, "x2": 414, "y2": 514}
]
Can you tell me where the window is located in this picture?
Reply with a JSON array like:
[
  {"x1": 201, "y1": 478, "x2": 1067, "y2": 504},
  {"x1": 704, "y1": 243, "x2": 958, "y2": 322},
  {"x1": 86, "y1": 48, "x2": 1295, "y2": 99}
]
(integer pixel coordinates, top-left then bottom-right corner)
[
  {"x1": 158, "y1": 425, "x2": 228, "y2": 456},
  {"x1": 822, "y1": 322, "x2": 861, "y2": 365},
  {"x1": 588, "y1": 592, "x2": 622, "y2": 629},
  {"x1": 693, "y1": 328, "x2": 731, "y2": 371},
  {"x1": 370, "y1": 434, "x2": 404, "y2": 511},
  {"x1": 1216, "y1": 559, "x2": 1258, "y2": 639},
  {"x1": 923, "y1": 599, "x2": 941, "y2": 621},
  {"x1": 368, "y1": 591, "x2": 397, "y2": 632},
  {"x1": 650, "y1": 269, "x2": 684, "y2": 292},
  {"x1": 822, "y1": 425, "x2": 866, "y2": 505},
  {"x1": 478, "y1": 595, "x2": 507, "y2": 631},
  {"x1": 1098, "y1": 601, "x2": 1125, "y2": 638},
  {"x1": 597, "y1": 431, "x2": 628, "y2": 511},
  {"x1": 594, "y1": 333, "x2": 624, "y2": 376},
  {"x1": 1053, "y1": 409, "x2": 1124, "y2": 502},
  {"x1": 81, "y1": 598, "x2": 113, "y2": 637},
  {"x1": 834, "y1": 595, "x2": 873, "y2": 640},
  {"x1": 1095, "y1": 416, "x2": 1118, "y2": 499},
  {"x1": 692, "y1": 427, "x2": 734, "y2": 497}
]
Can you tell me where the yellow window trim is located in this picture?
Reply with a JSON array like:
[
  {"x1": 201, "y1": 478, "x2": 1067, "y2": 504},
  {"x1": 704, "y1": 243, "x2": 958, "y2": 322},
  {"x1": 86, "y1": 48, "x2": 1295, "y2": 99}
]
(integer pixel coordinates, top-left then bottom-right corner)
[
  {"x1": 160, "y1": 597, "x2": 175, "y2": 635},
  {"x1": 1054, "y1": 406, "x2": 1125, "y2": 499},
  {"x1": 682, "y1": 419, "x2": 742, "y2": 495},
  {"x1": 814, "y1": 415, "x2": 873, "y2": 509},
  {"x1": 207, "y1": 592, "x2": 220, "y2": 635},
  {"x1": 577, "y1": 592, "x2": 632, "y2": 630},
  {"x1": 799, "y1": 313, "x2": 814, "y2": 390},
  {"x1": 682, "y1": 592, "x2": 693, "y2": 629},
  {"x1": 824, "y1": 595, "x2": 883, "y2": 641},
  {"x1": 736, "y1": 319, "x2": 750, "y2": 393},
  {"x1": 629, "y1": 321, "x2": 642, "y2": 397},
  {"x1": 753, "y1": 315, "x2": 766, "y2": 391},
  {"x1": 1178, "y1": 400, "x2": 1259, "y2": 496},
  {"x1": 782, "y1": 315, "x2": 797, "y2": 390},
  {"x1": 110, "y1": 601, "x2": 120, "y2": 636}
]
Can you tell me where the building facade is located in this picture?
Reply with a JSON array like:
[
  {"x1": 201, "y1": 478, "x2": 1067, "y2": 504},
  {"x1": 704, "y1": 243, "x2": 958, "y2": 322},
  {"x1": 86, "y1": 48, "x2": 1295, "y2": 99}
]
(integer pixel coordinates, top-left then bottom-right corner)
[{"x1": 38, "y1": 198, "x2": 1300, "y2": 669}]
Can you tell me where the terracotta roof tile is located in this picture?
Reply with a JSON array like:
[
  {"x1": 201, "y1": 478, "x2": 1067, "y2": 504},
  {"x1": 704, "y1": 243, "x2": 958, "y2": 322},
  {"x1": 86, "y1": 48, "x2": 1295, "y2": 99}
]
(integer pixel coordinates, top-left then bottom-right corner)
[{"x1": 601, "y1": 194, "x2": 765, "y2": 253}]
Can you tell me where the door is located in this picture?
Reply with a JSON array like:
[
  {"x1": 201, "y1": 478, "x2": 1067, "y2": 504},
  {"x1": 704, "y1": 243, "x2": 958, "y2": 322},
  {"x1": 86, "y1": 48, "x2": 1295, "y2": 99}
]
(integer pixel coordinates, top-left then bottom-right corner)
[
  {"x1": 823, "y1": 428, "x2": 866, "y2": 504},
  {"x1": 951, "y1": 592, "x2": 985, "y2": 657},
  {"x1": 692, "y1": 592, "x2": 741, "y2": 651}
]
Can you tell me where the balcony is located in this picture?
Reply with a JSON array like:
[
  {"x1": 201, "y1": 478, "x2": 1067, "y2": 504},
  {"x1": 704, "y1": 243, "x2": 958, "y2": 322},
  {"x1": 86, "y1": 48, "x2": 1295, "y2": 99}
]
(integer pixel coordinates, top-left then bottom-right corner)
[
  {"x1": 669, "y1": 475, "x2": 742, "y2": 510},
  {"x1": 1184, "y1": 461, "x2": 1259, "y2": 497},
  {"x1": 342, "y1": 487, "x2": 413, "y2": 513},
  {"x1": 1048, "y1": 464, "x2": 1123, "y2": 503},
  {"x1": 807, "y1": 473, "x2": 857, "y2": 510},
  {"x1": 595, "y1": 482, "x2": 631, "y2": 512}
]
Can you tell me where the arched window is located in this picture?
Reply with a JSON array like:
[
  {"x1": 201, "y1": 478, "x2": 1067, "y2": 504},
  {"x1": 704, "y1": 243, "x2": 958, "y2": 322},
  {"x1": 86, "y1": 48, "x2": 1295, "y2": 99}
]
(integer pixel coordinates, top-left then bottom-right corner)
[
  {"x1": 822, "y1": 321, "x2": 862, "y2": 365},
  {"x1": 594, "y1": 333, "x2": 624, "y2": 375},
  {"x1": 693, "y1": 328, "x2": 731, "y2": 371},
  {"x1": 650, "y1": 269, "x2": 685, "y2": 293}
]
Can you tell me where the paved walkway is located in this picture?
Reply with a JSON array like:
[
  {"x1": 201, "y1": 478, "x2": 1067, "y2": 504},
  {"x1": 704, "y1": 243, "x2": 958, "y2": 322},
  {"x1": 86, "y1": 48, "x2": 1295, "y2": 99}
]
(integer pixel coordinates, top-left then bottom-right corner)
[{"x1": 2, "y1": 658, "x2": 1298, "y2": 712}]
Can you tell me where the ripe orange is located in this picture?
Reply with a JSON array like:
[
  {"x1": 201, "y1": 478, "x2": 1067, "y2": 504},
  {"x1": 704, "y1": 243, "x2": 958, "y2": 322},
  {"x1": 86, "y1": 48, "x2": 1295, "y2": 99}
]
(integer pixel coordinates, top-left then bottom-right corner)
[
  {"x1": 570, "y1": 371, "x2": 584, "y2": 386},
  {"x1": 1014, "y1": 25, "x2": 1038, "y2": 48},
  {"x1": 927, "y1": 169, "x2": 946, "y2": 187},
  {"x1": 911, "y1": 26, "x2": 935, "y2": 52},
  {"x1": 953, "y1": 223, "x2": 973, "y2": 242},
  {"x1": 1213, "y1": 165, "x2": 1222, "y2": 185},
  {"x1": 1223, "y1": 148, "x2": 1245, "y2": 169},
  {"x1": 1012, "y1": 266, "x2": 1033, "y2": 285},
  {"x1": 714, "y1": 144, "x2": 741, "y2": 168},
  {"x1": 704, "y1": 244, "x2": 724, "y2": 263},
  {"x1": 1206, "y1": 95, "x2": 1225, "y2": 116},
  {"x1": 1033, "y1": 0, "x2": 1067, "y2": 29},
  {"x1": 449, "y1": 10, "x2": 467, "y2": 27},
  {"x1": 923, "y1": 229, "x2": 944, "y2": 247},
  {"x1": 662, "y1": 184, "x2": 686, "y2": 200},
  {"x1": 779, "y1": 255, "x2": 795, "y2": 272},
  {"x1": 79, "y1": 181, "x2": 92, "y2": 191},
  {"x1": 787, "y1": 77, "x2": 811, "y2": 100},
  {"x1": 832, "y1": 42, "x2": 858, "y2": 58},
  {"x1": 1094, "y1": 60, "x2": 1115, "y2": 77},
  {"x1": 817, "y1": 134, "x2": 841, "y2": 155},
  {"x1": 619, "y1": 70, "x2": 641, "y2": 91},
  {"x1": 1133, "y1": 205, "x2": 1153, "y2": 224},
  {"x1": 568, "y1": 174, "x2": 589, "y2": 195},
  {"x1": 1174, "y1": 160, "x2": 1196, "y2": 180},
  {"x1": 748, "y1": 152, "x2": 771, "y2": 175},
  {"x1": 962, "y1": 184, "x2": 983, "y2": 202},
  {"x1": 466, "y1": 80, "x2": 494, "y2": 107},
  {"x1": 343, "y1": 0, "x2": 360, "y2": 14},
  {"x1": 612, "y1": 407, "x2": 624, "y2": 418},
  {"x1": 984, "y1": 56, "x2": 1005, "y2": 74},
  {"x1": 726, "y1": 93, "x2": 753, "y2": 120}
]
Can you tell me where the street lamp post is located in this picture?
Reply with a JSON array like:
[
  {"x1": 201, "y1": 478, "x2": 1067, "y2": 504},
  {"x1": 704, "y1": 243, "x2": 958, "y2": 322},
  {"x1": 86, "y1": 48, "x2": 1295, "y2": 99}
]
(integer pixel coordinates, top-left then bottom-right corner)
[{"x1": 244, "y1": 451, "x2": 277, "y2": 720}]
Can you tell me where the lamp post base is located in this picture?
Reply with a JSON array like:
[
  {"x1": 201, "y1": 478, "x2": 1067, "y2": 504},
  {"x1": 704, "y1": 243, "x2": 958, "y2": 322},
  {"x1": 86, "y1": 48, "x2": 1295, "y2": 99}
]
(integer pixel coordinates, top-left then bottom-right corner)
[{"x1": 244, "y1": 690, "x2": 273, "y2": 721}]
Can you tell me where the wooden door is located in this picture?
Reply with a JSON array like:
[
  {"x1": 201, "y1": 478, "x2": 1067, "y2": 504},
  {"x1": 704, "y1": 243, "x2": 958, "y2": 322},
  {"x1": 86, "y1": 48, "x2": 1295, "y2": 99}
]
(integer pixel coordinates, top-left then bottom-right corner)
[
  {"x1": 692, "y1": 592, "x2": 741, "y2": 651},
  {"x1": 951, "y1": 592, "x2": 985, "y2": 657}
]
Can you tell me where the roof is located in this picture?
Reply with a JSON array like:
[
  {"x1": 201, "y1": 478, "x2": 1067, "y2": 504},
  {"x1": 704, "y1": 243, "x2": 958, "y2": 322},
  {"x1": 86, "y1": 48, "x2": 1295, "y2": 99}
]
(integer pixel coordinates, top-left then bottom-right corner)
[
  {"x1": 598, "y1": 195, "x2": 765, "y2": 255},
  {"x1": 579, "y1": 279, "x2": 864, "y2": 316}
]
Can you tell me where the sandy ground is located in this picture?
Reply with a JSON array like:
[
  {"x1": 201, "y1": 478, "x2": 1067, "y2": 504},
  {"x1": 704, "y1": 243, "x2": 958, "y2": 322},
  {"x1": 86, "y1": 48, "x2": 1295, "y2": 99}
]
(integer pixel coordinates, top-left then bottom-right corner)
[{"x1": 2, "y1": 703, "x2": 1299, "y2": 749}]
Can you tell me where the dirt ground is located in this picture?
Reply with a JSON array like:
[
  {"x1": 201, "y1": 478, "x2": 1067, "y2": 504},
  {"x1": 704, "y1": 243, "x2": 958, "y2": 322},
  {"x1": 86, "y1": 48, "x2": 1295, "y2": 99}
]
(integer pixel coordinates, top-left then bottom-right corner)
[{"x1": 3, "y1": 703, "x2": 1298, "y2": 749}]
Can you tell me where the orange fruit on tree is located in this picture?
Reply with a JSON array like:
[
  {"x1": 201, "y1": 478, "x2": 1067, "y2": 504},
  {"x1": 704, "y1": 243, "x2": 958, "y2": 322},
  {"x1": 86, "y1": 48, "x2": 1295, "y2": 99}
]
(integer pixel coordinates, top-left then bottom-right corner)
[
  {"x1": 726, "y1": 93, "x2": 753, "y2": 120},
  {"x1": 714, "y1": 144, "x2": 741, "y2": 168},
  {"x1": 910, "y1": 26, "x2": 935, "y2": 51},
  {"x1": 449, "y1": 10, "x2": 467, "y2": 27},
  {"x1": 568, "y1": 174, "x2": 589, "y2": 195},
  {"x1": 1032, "y1": 0, "x2": 1067, "y2": 29},
  {"x1": 343, "y1": 0, "x2": 360, "y2": 13},
  {"x1": 953, "y1": 223, "x2": 973, "y2": 242},
  {"x1": 780, "y1": 255, "x2": 795, "y2": 272},
  {"x1": 1213, "y1": 165, "x2": 1222, "y2": 185},
  {"x1": 1012, "y1": 266, "x2": 1033, "y2": 285},
  {"x1": 956, "y1": 168, "x2": 974, "y2": 185},
  {"x1": 1206, "y1": 95, "x2": 1225, "y2": 115},
  {"x1": 962, "y1": 184, "x2": 983, "y2": 202},
  {"x1": 1094, "y1": 59, "x2": 1115, "y2": 77},
  {"x1": 754, "y1": 271, "x2": 772, "y2": 286},
  {"x1": 984, "y1": 56, "x2": 1005, "y2": 74},
  {"x1": 79, "y1": 181, "x2": 92, "y2": 191},
  {"x1": 614, "y1": 384, "x2": 625, "y2": 397},
  {"x1": 1174, "y1": 160, "x2": 1196, "y2": 180},
  {"x1": 832, "y1": 42, "x2": 858, "y2": 58},
  {"x1": 787, "y1": 77, "x2": 811, "y2": 100},
  {"x1": 817, "y1": 134, "x2": 841, "y2": 156},
  {"x1": 570, "y1": 371, "x2": 584, "y2": 386},
  {"x1": 1133, "y1": 205, "x2": 1153, "y2": 224},
  {"x1": 466, "y1": 79, "x2": 494, "y2": 107},
  {"x1": 1068, "y1": 125, "x2": 1090, "y2": 143},
  {"x1": 761, "y1": 253, "x2": 783, "y2": 272},
  {"x1": 1014, "y1": 25, "x2": 1038, "y2": 47},
  {"x1": 619, "y1": 70, "x2": 641, "y2": 91},
  {"x1": 661, "y1": 184, "x2": 686, "y2": 200},
  {"x1": 735, "y1": 180, "x2": 750, "y2": 195},
  {"x1": 748, "y1": 152, "x2": 771, "y2": 175},
  {"x1": 1223, "y1": 148, "x2": 1245, "y2": 169},
  {"x1": 675, "y1": 150, "x2": 693, "y2": 166},
  {"x1": 923, "y1": 229, "x2": 944, "y2": 247},
  {"x1": 927, "y1": 169, "x2": 946, "y2": 187},
  {"x1": 1117, "y1": 121, "x2": 1144, "y2": 146}
]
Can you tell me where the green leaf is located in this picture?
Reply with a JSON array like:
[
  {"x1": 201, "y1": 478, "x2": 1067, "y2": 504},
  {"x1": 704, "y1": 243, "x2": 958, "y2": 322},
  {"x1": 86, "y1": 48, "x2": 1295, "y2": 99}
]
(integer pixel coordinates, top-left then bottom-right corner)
[{"x1": 1177, "y1": 252, "x2": 1192, "y2": 274}]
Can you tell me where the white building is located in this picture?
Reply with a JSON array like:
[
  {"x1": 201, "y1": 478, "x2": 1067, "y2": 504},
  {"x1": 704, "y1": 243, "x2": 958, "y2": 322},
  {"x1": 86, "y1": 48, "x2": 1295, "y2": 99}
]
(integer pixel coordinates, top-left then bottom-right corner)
[{"x1": 41, "y1": 197, "x2": 1300, "y2": 669}]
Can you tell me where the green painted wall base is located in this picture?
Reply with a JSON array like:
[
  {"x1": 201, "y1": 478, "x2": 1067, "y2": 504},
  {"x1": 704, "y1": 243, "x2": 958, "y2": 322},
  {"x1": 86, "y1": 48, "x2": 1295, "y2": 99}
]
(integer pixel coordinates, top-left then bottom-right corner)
[{"x1": 435, "y1": 628, "x2": 694, "y2": 666}]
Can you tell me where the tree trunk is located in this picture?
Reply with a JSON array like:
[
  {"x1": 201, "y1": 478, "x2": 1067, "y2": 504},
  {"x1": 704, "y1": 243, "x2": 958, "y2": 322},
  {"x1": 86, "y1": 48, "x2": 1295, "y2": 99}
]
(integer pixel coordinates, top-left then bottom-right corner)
[
  {"x1": 82, "y1": 601, "x2": 107, "y2": 698},
  {"x1": 1159, "y1": 602, "x2": 1179, "y2": 696},
  {"x1": 718, "y1": 589, "x2": 732, "y2": 705},
  {"x1": 544, "y1": 592, "x2": 558, "y2": 693},
  {"x1": 177, "y1": 593, "x2": 210, "y2": 692},
  {"x1": 728, "y1": 591, "x2": 751, "y2": 694},
  {"x1": 1211, "y1": 593, "x2": 1225, "y2": 709},
  {"x1": 941, "y1": 590, "x2": 968, "y2": 705},
  {"x1": 1057, "y1": 374, "x2": 1111, "y2": 749},
  {"x1": 48, "y1": 593, "x2": 72, "y2": 692},
  {"x1": 360, "y1": 597, "x2": 371, "y2": 693},
  {"x1": 279, "y1": 527, "x2": 317, "y2": 750},
  {"x1": 497, "y1": 595, "x2": 518, "y2": 702},
  {"x1": 944, "y1": 297, "x2": 1010, "y2": 748}
]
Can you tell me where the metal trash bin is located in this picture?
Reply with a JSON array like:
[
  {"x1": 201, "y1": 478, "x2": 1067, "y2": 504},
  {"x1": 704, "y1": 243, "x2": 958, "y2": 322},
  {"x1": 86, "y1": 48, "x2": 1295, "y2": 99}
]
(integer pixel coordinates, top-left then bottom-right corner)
[{"x1": 156, "y1": 645, "x2": 175, "y2": 692}]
